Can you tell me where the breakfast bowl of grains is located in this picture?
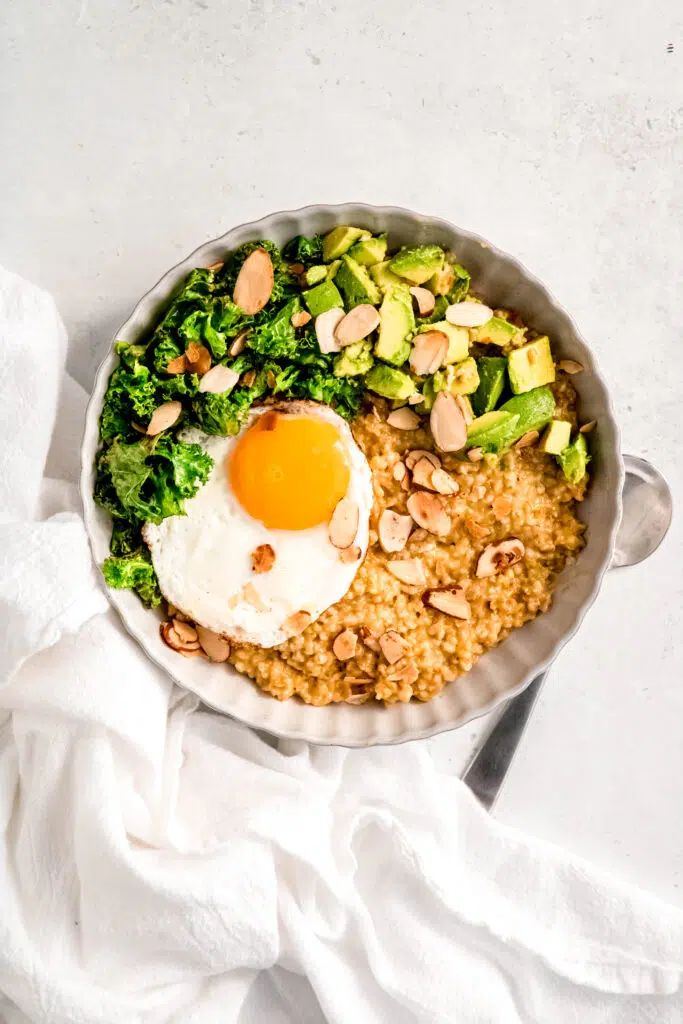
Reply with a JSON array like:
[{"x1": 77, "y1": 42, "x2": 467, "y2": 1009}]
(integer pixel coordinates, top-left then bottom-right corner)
[{"x1": 80, "y1": 203, "x2": 622, "y2": 745}]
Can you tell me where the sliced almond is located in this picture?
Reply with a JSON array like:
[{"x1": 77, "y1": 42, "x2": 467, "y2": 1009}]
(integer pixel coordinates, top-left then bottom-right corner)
[
  {"x1": 386, "y1": 558, "x2": 427, "y2": 586},
  {"x1": 172, "y1": 619, "x2": 198, "y2": 643},
  {"x1": 387, "y1": 407, "x2": 421, "y2": 430},
  {"x1": 580, "y1": 420, "x2": 597, "y2": 433},
  {"x1": 283, "y1": 610, "x2": 312, "y2": 636},
  {"x1": 430, "y1": 391, "x2": 467, "y2": 453},
  {"x1": 291, "y1": 310, "x2": 312, "y2": 328},
  {"x1": 455, "y1": 394, "x2": 474, "y2": 426},
  {"x1": 198, "y1": 364, "x2": 240, "y2": 394},
  {"x1": 423, "y1": 585, "x2": 472, "y2": 620},
  {"x1": 378, "y1": 509, "x2": 413, "y2": 553},
  {"x1": 378, "y1": 630, "x2": 409, "y2": 665},
  {"x1": 179, "y1": 647, "x2": 203, "y2": 658},
  {"x1": 411, "y1": 457, "x2": 437, "y2": 491},
  {"x1": 407, "y1": 491, "x2": 451, "y2": 537},
  {"x1": 430, "y1": 468, "x2": 459, "y2": 495},
  {"x1": 409, "y1": 330, "x2": 449, "y2": 376},
  {"x1": 333, "y1": 629, "x2": 358, "y2": 661},
  {"x1": 409, "y1": 286, "x2": 436, "y2": 317},
  {"x1": 346, "y1": 692, "x2": 372, "y2": 705},
  {"x1": 166, "y1": 354, "x2": 188, "y2": 374},
  {"x1": 386, "y1": 660, "x2": 419, "y2": 685},
  {"x1": 251, "y1": 543, "x2": 276, "y2": 574},
  {"x1": 147, "y1": 401, "x2": 182, "y2": 436},
  {"x1": 405, "y1": 449, "x2": 441, "y2": 471},
  {"x1": 315, "y1": 307, "x2": 345, "y2": 354},
  {"x1": 329, "y1": 497, "x2": 359, "y2": 549},
  {"x1": 559, "y1": 359, "x2": 584, "y2": 375},
  {"x1": 409, "y1": 528, "x2": 429, "y2": 544},
  {"x1": 206, "y1": 260, "x2": 224, "y2": 272},
  {"x1": 185, "y1": 343, "x2": 212, "y2": 375},
  {"x1": 229, "y1": 330, "x2": 250, "y2": 357},
  {"x1": 132, "y1": 422, "x2": 146, "y2": 433},
  {"x1": 334, "y1": 304, "x2": 380, "y2": 346},
  {"x1": 445, "y1": 301, "x2": 493, "y2": 327},
  {"x1": 358, "y1": 626, "x2": 381, "y2": 652},
  {"x1": 476, "y1": 538, "x2": 526, "y2": 578},
  {"x1": 465, "y1": 517, "x2": 491, "y2": 539},
  {"x1": 408, "y1": 392, "x2": 423, "y2": 405},
  {"x1": 196, "y1": 624, "x2": 231, "y2": 663},
  {"x1": 401, "y1": 473, "x2": 411, "y2": 492},
  {"x1": 243, "y1": 582, "x2": 268, "y2": 610},
  {"x1": 241, "y1": 369, "x2": 257, "y2": 387},
  {"x1": 514, "y1": 430, "x2": 539, "y2": 449},
  {"x1": 393, "y1": 462, "x2": 407, "y2": 483},
  {"x1": 160, "y1": 621, "x2": 200, "y2": 653},
  {"x1": 233, "y1": 248, "x2": 274, "y2": 314},
  {"x1": 467, "y1": 447, "x2": 484, "y2": 463},
  {"x1": 492, "y1": 495, "x2": 513, "y2": 519},
  {"x1": 339, "y1": 544, "x2": 362, "y2": 564}
]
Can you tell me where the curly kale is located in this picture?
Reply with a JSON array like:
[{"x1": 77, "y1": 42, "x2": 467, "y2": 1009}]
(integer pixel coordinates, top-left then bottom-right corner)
[
  {"x1": 281, "y1": 234, "x2": 324, "y2": 267},
  {"x1": 217, "y1": 239, "x2": 297, "y2": 308},
  {"x1": 102, "y1": 549, "x2": 162, "y2": 608}
]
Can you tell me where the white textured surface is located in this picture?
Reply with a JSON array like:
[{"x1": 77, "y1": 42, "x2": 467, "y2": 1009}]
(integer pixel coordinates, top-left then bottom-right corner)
[{"x1": 2, "y1": 0, "x2": 682, "y2": 903}]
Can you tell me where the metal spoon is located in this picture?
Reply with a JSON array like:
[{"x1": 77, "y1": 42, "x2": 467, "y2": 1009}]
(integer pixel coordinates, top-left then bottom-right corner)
[{"x1": 463, "y1": 454, "x2": 673, "y2": 810}]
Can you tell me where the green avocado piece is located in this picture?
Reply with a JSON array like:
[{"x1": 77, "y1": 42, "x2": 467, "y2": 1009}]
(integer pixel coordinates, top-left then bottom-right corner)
[
  {"x1": 334, "y1": 255, "x2": 382, "y2": 309},
  {"x1": 426, "y1": 262, "x2": 452, "y2": 296},
  {"x1": 348, "y1": 234, "x2": 387, "y2": 266},
  {"x1": 326, "y1": 259, "x2": 341, "y2": 279},
  {"x1": 390, "y1": 245, "x2": 445, "y2": 285},
  {"x1": 472, "y1": 316, "x2": 520, "y2": 348},
  {"x1": 467, "y1": 410, "x2": 520, "y2": 452},
  {"x1": 541, "y1": 420, "x2": 572, "y2": 455},
  {"x1": 305, "y1": 264, "x2": 328, "y2": 286},
  {"x1": 303, "y1": 279, "x2": 344, "y2": 317},
  {"x1": 375, "y1": 288, "x2": 415, "y2": 366},
  {"x1": 322, "y1": 226, "x2": 369, "y2": 262},
  {"x1": 556, "y1": 433, "x2": 589, "y2": 483},
  {"x1": 439, "y1": 357, "x2": 480, "y2": 396},
  {"x1": 334, "y1": 340, "x2": 374, "y2": 377},
  {"x1": 370, "y1": 260, "x2": 409, "y2": 294},
  {"x1": 496, "y1": 386, "x2": 556, "y2": 449},
  {"x1": 418, "y1": 321, "x2": 469, "y2": 364},
  {"x1": 365, "y1": 364, "x2": 416, "y2": 400},
  {"x1": 508, "y1": 336, "x2": 555, "y2": 394},
  {"x1": 472, "y1": 357, "x2": 508, "y2": 416}
]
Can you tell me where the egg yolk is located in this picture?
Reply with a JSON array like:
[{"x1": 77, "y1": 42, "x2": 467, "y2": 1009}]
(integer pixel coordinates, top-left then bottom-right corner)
[{"x1": 229, "y1": 412, "x2": 351, "y2": 530}]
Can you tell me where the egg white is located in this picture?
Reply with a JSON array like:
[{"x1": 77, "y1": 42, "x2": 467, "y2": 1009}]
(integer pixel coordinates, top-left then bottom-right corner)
[{"x1": 144, "y1": 402, "x2": 373, "y2": 647}]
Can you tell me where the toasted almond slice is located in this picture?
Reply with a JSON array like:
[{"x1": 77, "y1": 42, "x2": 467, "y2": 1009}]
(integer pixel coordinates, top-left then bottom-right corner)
[
  {"x1": 358, "y1": 626, "x2": 381, "y2": 652},
  {"x1": 393, "y1": 462, "x2": 408, "y2": 483},
  {"x1": 378, "y1": 509, "x2": 413, "y2": 553},
  {"x1": 407, "y1": 491, "x2": 451, "y2": 537},
  {"x1": 160, "y1": 621, "x2": 199, "y2": 653},
  {"x1": 243, "y1": 582, "x2": 268, "y2": 610},
  {"x1": 233, "y1": 248, "x2": 274, "y2": 314},
  {"x1": 196, "y1": 624, "x2": 231, "y2": 663},
  {"x1": 229, "y1": 330, "x2": 250, "y2": 357},
  {"x1": 386, "y1": 659, "x2": 419, "y2": 685},
  {"x1": 386, "y1": 558, "x2": 427, "y2": 586},
  {"x1": 132, "y1": 422, "x2": 146, "y2": 433},
  {"x1": 198, "y1": 364, "x2": 240, "y2": 394},
  {"x1": 409, "y1": 527, "x2": 429, "y2": 544},
  {"x1": 580, "y1": 420, "x2": 597, "y2": 433},
  {"x1": 241, "y1": 369, "x2": 256, "y2": 387},
  {"x1": 445, "y1": 300, "x2": 493, "y2": 327},
  {"x1": 339, "y1": 545, "x2": 362, "y2": 564},
  {"x1": 409, "y1": 330, "x2": 449, "y2": 376},
  {"x1": 291, "y1": 310, "x2": 312, "y2": 328},
  {"x1": 408, "y1": 392, "x2": 423, "y2": 405},
  {"x1": 378, "y1": 630, "x2": 409, "y2": 665},
  {"x1": 179, "y1": 647, "x2": 203, "y2": 658},
  {"x1": 185, "y1": 343, "x2": 212, "y2": 375},
  {"x1": 559, "y1": 359, "x2": 584, "y2": 375},
  {"x1": 514, "y1": 430, "x2": 539, "y2": 449},
  {"x1": 334, "y1": 304, "x2": 380, "y2": 346},
  {"x1": 147, "y1": 401, "x2": 182, "y2": 436},
  {"x1": 346, "y1": 692, "x2": 372, "y2": 705},
  {"x1": 455, "y1": 394, "x2": 474, "y2": 426},
  {"x1": 492, "y1": 495, "x2": 513, "y2": 519},
  {"x1": 410, "y1": 286, "x2": 436, "y2": 317},
  {"x1": 333, "y1": 629, "x2": 358, "y2": 661},
  {"x1": 207, "y1": 260, "x2": 224, "y2": 272},
  {"x1": 284, "y1": 610, "x2": 312, "y2": 636},
  {"x1": 344, "y1": 675, "x2": 372, "y2": 685},
  {"x1": 267, "y1": 370, "x2": 276, "y2": 388},
  {"x1": 172, "y1": 619, "x2": 198, "y2": 643},
  {"x1": 329, "y1": 497, "x2": 359, "y2": 549},
  {"x1": 476, "y1": 538, "x2": 526, "y2": 578},
  {"x1": 412, "y1": 456, "x2": 437, "y2": 490},
  {"x1": 465, "y1": 517, "x2": 491, "y2": 539},
  {"x1": 387, "y1": 407, "x2": 421, "y2": 430},
  {"x1": 405, "y1": 449, "x2": 441, "y2": 471},
  {"x1": 430, "y1": 391, "x2": 467, "y2": 453},
  {"x1": 431, "y1": 467, "x2": 459, "y2": 495},
  {"x1": 315, "y1": 307, "x2": 345, "y2": 354},
  {"x1": 467, "y1": 447, "x2": 484, "y2": 463},
  {"x1": 423, "y1": 585, "x2": 472, "y2": 620},
  {"x1": 166, "y1": 354, "x2": 188, "y2": 374},
  {"x1": 251, "y1": 543, "x2": 276, "y2": 574},
  {"x1": 401, "y1": 473, "x2": 411, "y2": 491}
]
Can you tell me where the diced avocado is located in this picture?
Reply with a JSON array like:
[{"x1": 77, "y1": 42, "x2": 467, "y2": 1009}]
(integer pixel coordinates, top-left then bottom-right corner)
[
  {"x1": 419, "y1": 321, "x2": 469, "y2": 364},
  {"x1": 370, "y1": 260, "x2": 409, "y2": 294},
  {"x1": 557, "y1": 433, "x2": 590, "y2": 484},
  {"x1": 417, "y1": 375, "x2": 437, "y2": 412},
  {"x1": 426, "y1": 262, "x2": 454, "y2": 296},
  {"x1": 335, "y1": 255, "x2": 382, "y2": 309},
  {"x1": 496, "y1": 386, "x2": 556, "y2": 450},
  {"x1": 365, "y1": 364, "x2": 416, "y2": 400},
  {"x1": 326, "y1": 259, "x2": 341, "y2": 279},
  {"x1": 541, "y1": 420, "x2": 572, "y2": 455},
  {"x1": 439, "y1": 357, "x2": 480, "y2": 396},
  {"x1": 375, "y1": 288, "x2": 415, "y2": 367},
  {"x1": 467, "y1": 411, "x2": 520, "y2": 452},
  {"x1": 303, "y1": 279, "x2": 344, "y2": 317},
  {"x1": 447, "y1": 263, "x2": 470, "y2": 303},
  {"x1": 472, "y1": 357, "x2": 508, "y2": 416},
  {"x1": 508, "y1": 336, "x2": 555, "y2": 394},
  {"x1": 390, "y1": 245, "x2": 445, "y2": 285},
  {"x1": 305, "y1": 264, "x2": 327, "y2": 286},
  {"x1": 472, "y1": 316, "x2": 520, "y2": 348},
  {"x1": 348, "y1": 234, "x2": 387, "y2": 266},
  {"x1": 322, "y1": 226, "x2": 368, "y2": 262},
  {"x1": 334, "y1": 340, "x2": 374, "y2": 378}
]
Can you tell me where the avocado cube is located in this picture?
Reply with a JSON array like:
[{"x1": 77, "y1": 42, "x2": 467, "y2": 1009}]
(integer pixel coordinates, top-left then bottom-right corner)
[
  {"x1": 508, "y1": 337, "x2": 555, "y2": 394},
  {"x1": 467, "y1": 410, "x2": 520, "y2": 452},
  {"x1": 417, "y1": 374, "x2": 437, "y2": 412},
  {"x1": 556, "y1": 433, "x2": 589, "y2": 484},
  {"x1": 370, "y1": 260, "x2": 409, "y2": 295},
  {"x1": 334, "y1": 255, "x2": 382, "y2": 310},
  {"x1": 365, "y1": 364, "x2": 416, "y2": 400},
  {"x1": 376, "y1": 288, "x2": 415, "y2": 367},
  {"x1": 541, "y1": 420, "x2": 572, "y2": 455},
  {"x1": 389, "y1": 245, "x2": 445, "y2": 286},
  {"x1": 496, "y1": 386, "x2": 556, "y2": 450},
  {"x1": 419, "y1": 321, "x2": 469, "y2": 364},
  {"x1": 443, "y1": 357, "x2": 480, "y2": 395},
  {"x1": 348, "y1": 234, "x2": 387, "y2": 266},
  {"x1": 334, "y1": 340, "x2": 374, "y2": 378},
  {"x1": 472, "y1": 357, "x2": 508, "y2": 416},
  {"x1": 322, "y1": 226, "x2": 369, "y2": 262},
  {"x1": 472, "y1": 316, "x2": 520, "y2": 348},
  {"x1": 303, "y1": 279, "x2": 344, "y2": 318},
  {"x1": 305, "y1": 264, "x2": 328, "y2": 286},
  {"x1": 426, "y1": 262, "x2": 454, "y2": 296},
  {"x1": 326, "y1": 259, "x2": 341, "y2": 279}
]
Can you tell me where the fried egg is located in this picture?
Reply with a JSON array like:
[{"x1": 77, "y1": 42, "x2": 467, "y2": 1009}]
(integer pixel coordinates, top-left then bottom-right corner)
[{"x1": 144, "y1": 401, "x2": 373, "y2": 647}]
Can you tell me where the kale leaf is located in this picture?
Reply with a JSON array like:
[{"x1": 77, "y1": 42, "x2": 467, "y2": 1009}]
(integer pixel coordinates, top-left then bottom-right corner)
[
  {"x1": 247, "y1": 297, "x2": 301, "y2": 359},
  {"x1": 282, "y1": 234, "x2": 324, "y2": 267},
  {"x1": 294, "y1": 371, "x2": 364, "y2": 420},
  {"x1": 102, "y1": 549, "x2": 162, "y2": 608}
]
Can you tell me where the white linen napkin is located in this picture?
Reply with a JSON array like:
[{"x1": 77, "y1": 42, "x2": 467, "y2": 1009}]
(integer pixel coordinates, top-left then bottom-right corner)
[{"x1": 1, "y1": 264, "x2": 683, "y2": 1024}]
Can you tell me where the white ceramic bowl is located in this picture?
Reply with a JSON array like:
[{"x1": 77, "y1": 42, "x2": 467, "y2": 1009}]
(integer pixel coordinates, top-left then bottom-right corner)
[{"x1": 80, "y1": 203, "x2": 623, "y2": 746}]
